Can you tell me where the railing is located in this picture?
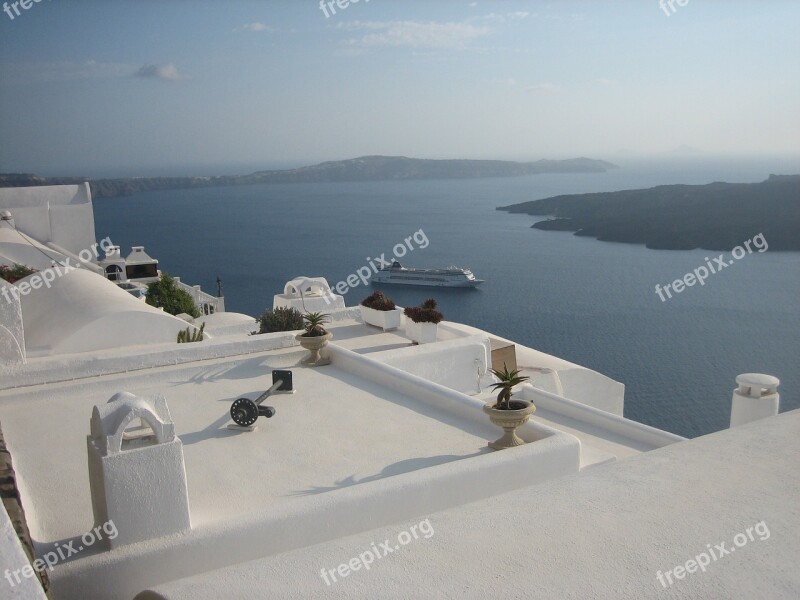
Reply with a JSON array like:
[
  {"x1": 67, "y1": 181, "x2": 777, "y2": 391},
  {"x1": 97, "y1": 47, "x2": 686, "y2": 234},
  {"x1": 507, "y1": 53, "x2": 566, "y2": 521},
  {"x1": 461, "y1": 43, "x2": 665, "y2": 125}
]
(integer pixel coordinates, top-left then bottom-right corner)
[{"x1": 173, "y1": 277, "x2": 225, "y2": 315}]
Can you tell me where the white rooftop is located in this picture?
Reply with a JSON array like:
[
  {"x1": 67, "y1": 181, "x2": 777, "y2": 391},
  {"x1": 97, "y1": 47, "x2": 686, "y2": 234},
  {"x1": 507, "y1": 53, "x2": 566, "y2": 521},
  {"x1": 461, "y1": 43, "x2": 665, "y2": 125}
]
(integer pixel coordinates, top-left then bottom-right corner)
[
  {"x1": 0, "y1": 304, "x2": 688, "y2": 599},
  {"x1": 133, "y1": 410, "x2": 800, "y2": 600}
]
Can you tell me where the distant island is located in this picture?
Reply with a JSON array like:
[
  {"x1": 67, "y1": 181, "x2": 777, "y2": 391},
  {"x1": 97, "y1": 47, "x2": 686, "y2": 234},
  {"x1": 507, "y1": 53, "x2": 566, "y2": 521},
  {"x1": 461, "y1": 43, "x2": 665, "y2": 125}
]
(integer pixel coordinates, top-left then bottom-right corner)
[
  {"x1": 0, "y1": 155, "x2": 616, "y2": 199},
  {"x1": 498, "y1": 175, "x2": 800, "y2": 251}
]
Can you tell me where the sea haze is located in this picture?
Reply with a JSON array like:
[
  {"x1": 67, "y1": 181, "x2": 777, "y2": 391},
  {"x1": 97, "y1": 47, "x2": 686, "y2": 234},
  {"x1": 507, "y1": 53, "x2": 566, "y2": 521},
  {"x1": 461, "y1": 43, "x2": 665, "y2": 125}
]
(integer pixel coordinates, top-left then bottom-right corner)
[{"x1": 93, "y1": 157, "x2": 800, "y2": 439}]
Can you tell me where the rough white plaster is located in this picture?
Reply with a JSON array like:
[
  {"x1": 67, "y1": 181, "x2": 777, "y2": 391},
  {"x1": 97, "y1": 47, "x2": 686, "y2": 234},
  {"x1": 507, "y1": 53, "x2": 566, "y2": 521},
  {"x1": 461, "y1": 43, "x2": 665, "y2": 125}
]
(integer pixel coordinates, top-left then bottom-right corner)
[
  {"x1": 0, "y1": 280, "x2": 25, "y2": 365},
  {"x1": 0, "y1": 501, "x2": 48, "y2": 599}
]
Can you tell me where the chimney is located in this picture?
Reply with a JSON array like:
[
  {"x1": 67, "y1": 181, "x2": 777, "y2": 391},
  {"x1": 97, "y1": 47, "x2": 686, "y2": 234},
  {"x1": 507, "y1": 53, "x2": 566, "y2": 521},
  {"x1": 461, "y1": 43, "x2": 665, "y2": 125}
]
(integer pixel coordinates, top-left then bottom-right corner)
[{"x1": 730, "y1": 373, "x2": 780, "y2": 428}]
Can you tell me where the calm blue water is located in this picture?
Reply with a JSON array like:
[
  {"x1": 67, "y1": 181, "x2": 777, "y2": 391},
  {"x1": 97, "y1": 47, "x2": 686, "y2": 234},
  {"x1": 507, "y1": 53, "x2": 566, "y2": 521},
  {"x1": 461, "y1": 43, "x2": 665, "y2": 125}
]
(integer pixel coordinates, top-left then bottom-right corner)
[{"x1": 93, "y1": 158, "x2": 800, "y2": 438}]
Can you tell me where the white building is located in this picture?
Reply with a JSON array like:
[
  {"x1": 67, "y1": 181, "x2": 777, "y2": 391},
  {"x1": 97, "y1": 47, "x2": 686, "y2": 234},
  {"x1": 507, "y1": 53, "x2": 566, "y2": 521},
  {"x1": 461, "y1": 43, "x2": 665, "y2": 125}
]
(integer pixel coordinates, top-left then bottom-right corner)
[
  {"x1": 0, "y1": 185, "x2": 226, "y2": 361},
  {"x1": 0, "y1": 185, "x2": 796, "y2": 600}
]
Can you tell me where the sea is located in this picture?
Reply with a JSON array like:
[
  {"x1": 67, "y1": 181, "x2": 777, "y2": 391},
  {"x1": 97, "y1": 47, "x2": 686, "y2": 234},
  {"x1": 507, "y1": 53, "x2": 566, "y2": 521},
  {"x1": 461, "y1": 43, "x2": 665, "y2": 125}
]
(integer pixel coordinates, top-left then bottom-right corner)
[{"x1": 92, "y1": 156, "x2": 800, "y2": 439}]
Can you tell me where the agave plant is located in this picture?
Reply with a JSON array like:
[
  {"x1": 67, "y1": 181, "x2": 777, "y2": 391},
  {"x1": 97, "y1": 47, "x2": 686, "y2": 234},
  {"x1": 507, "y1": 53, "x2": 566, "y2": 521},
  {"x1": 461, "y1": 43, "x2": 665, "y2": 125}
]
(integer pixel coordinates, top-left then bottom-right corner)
[
  {"x1": 302, "y1": 312, "x2": 330, "y2": 337},
  {"x1": 489, "y1": 363, "x2": 530, "y2": 410},
  {"x1": 177, "y1": 322, "x2": 205, "y2": 343}
]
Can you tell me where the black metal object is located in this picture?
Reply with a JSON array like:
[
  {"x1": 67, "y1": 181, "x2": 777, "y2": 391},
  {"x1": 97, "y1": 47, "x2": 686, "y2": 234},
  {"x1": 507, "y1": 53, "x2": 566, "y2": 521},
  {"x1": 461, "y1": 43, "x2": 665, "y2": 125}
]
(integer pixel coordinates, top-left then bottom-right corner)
[{"x1": 229, "y1": 370, "x2": 292, "y2": 427}]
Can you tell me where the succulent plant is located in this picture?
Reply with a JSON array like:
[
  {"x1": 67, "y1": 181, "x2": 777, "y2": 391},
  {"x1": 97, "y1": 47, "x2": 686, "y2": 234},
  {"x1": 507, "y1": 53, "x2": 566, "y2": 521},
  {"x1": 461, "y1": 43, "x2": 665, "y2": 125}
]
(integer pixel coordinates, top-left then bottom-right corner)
[
  {"x1": 488, "y1": 363, "x2": 530, "y2": 410},
  {"x1": 302, "y1": 312, "x2": 330, "y2": 337},
  {"x1": 360, "y1": 291, "x2": 397, "y2": 311},
  {"x1": 403, "y1": 298, "x2": 443, "y2": 324}
]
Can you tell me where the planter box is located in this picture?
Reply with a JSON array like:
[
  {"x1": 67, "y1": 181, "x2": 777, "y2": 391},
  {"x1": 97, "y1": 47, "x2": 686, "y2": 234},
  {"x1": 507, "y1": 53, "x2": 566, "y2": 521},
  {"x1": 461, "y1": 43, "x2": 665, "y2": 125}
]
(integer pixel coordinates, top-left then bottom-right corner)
[
  {"x1": 405, "y1": 320, "x2": 438, "y2": 344},
  {"x1": 360, "y1": 306, "x2": 402, "y2": 331}
]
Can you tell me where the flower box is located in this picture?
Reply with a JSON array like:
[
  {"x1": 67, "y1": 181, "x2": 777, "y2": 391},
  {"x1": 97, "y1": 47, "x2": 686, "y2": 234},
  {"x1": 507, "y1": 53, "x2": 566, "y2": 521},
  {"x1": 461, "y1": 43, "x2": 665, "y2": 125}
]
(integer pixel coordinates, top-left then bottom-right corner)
[
  {"x1": 405, "y1": 320, "x2": 438, "y2": 344},
  {"x1": 360, "y1": 306, "x2": 402, "y2": 331}
]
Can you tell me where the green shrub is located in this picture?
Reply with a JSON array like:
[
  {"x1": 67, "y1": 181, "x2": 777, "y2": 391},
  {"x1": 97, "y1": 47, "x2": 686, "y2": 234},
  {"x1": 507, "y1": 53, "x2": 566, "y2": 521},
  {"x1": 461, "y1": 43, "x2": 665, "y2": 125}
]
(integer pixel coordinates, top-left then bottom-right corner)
[
  {"x1": 258, "y1": 307, "x2": 304, "y2": 334},
  {"x1": 0, "y1": 263, "x2": 37, "y2": 284},
  {"x1": 177, "y1": 322, "x2": 205, "y2": 343},
  {"x1": 145, "y1": 274, "x2": 200, "y2": 318}
]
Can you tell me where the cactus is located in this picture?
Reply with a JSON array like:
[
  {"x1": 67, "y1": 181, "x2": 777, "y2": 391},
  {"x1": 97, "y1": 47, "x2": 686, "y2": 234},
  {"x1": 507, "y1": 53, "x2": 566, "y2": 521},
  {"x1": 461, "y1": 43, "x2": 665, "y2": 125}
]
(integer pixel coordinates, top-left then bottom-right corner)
[{"x1": 177, "y1": 322, "x2": 205, "y2": 343}]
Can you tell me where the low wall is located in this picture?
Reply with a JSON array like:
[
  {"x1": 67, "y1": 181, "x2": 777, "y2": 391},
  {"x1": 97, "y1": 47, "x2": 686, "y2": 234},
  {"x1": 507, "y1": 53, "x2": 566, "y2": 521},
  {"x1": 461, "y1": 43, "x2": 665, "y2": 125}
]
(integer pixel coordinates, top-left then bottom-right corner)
[
  {"x1": 367, "y1": 334, "x2": 491, "y2": 395},
  {"x1": 438, "y1": 322, "x2": 626, "y2": 415},
  {"x1": 0, "y1": 427, "x2": 48, "y2": 599},
  {"x1": 520, "y1": 384, "x2": 685, "y2": 448},
  {"x1": 0, "y1": 331, "x2": 299, "y2": 392}
]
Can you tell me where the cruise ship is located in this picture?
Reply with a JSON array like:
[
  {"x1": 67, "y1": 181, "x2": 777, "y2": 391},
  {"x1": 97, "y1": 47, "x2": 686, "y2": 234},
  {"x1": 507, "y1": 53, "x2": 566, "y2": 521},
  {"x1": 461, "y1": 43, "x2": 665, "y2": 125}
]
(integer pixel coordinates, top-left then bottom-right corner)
[{"x1": 371, "y1": 261, "x2": 484, "y2": 288}]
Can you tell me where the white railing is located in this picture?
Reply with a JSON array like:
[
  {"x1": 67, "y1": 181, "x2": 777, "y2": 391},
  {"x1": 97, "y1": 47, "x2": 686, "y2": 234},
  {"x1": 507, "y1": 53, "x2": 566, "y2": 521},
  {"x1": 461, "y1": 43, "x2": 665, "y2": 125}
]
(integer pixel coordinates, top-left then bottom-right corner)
[{"x1": 173, "y1": 277, "x2": 225, "y2": 315}]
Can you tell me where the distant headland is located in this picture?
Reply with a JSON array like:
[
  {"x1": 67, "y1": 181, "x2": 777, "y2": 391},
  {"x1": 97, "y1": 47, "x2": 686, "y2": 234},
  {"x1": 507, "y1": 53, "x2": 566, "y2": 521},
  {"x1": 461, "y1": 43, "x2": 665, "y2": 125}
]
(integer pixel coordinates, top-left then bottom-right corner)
[
  {"x1": 0, "y1": 155, "x2": 616, "y2": 199},
  {"x1": 498, "y1": 175, "x2": 800, "y2": 251}
]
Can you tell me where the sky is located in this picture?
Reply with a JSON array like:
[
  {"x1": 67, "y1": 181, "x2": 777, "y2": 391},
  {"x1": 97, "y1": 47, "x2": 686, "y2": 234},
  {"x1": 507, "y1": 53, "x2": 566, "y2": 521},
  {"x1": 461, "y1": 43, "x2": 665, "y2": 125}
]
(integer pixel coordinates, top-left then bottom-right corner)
[{"x1": 0, "y1": 0, "x2": 798, "y2": 177}]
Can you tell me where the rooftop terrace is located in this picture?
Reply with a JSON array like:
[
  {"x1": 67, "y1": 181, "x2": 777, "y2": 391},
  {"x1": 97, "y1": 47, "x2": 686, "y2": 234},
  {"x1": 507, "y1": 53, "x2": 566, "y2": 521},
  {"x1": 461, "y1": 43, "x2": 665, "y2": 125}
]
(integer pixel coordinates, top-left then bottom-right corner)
[{"x1": 0, "y1": 310, "x2": 685, "y2": 599}]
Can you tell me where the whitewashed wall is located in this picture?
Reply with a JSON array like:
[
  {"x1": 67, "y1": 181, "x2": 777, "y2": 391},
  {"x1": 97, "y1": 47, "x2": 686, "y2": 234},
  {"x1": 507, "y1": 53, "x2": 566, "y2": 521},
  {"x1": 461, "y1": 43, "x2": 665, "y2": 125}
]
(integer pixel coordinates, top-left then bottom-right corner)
[
  {"x1": 0, "y1": 280, "x2": 25, "y2": 365},
  {"x1": 0, "y1": 184, "x2": 96, "y2": 256}
]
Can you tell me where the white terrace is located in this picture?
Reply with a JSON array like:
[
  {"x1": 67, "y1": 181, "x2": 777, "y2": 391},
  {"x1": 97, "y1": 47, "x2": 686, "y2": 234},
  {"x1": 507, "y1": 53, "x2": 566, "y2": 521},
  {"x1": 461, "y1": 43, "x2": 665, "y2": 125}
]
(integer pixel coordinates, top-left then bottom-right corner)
[{"x1": 1, "y1": 299, "x2": 685, "y2": 600}]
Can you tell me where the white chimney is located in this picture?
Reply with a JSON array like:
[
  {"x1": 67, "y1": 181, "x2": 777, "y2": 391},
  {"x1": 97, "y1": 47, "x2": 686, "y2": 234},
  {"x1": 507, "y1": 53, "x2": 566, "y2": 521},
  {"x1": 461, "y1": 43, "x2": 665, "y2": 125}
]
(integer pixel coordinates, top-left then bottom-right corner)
[
  {"x1": 103, "y1": 245, "x2": 122, "y2": 259},
  {"x1": 730, "y1": 373, "x2": 780, "y2": 428}
]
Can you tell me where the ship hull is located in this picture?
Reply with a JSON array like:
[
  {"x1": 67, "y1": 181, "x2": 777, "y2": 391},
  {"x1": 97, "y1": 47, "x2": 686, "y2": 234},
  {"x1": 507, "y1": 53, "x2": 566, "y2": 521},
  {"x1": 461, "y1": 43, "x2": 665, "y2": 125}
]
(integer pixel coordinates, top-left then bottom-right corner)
[{"x1": 370, "y1": 277, "x2": 483, "y2": 288}]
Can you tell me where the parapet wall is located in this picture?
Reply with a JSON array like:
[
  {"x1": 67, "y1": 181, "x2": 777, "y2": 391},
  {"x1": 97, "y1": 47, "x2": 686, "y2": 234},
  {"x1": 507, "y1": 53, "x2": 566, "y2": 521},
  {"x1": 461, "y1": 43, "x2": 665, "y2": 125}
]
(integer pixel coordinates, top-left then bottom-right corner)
[
  {"x1": 520, "y1": 384, "x2": 685, "y2": 448},
  {"x1": 368, "y1": 334, "x2": 492, "y2": 395}
]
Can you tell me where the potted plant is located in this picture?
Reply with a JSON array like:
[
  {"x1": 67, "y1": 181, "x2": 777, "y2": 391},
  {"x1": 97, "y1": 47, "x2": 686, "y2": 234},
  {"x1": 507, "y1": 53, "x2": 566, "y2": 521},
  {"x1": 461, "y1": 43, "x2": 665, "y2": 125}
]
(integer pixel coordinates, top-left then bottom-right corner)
[
  {"x1": 360, "y1": 291, "x2": 402, "y2": 331},
  {"x1": 295, "y1": 312, "x2": 333, "y2": 366},
  {"x1": 403, "y1": 298, "x2": 443, "y2": 344},
  {"x1": 483, "y1": 364, "x2": 536, "y2": 450}
]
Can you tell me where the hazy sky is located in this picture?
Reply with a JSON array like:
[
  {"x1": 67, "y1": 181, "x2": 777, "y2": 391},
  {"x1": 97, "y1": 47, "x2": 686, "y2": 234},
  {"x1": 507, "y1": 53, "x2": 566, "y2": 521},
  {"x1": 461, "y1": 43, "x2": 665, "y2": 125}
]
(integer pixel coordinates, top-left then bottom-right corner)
[{"x1": 1, "y1": 1, "x2": 798, "y2": 176}]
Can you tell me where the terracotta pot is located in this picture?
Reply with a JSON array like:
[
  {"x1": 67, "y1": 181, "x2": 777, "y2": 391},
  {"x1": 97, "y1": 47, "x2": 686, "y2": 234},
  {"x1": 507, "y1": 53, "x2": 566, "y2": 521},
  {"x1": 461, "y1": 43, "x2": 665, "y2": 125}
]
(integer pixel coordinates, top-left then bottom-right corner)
[{"x1": 483, "y1": 399, "x2": 536, "y2": 450}]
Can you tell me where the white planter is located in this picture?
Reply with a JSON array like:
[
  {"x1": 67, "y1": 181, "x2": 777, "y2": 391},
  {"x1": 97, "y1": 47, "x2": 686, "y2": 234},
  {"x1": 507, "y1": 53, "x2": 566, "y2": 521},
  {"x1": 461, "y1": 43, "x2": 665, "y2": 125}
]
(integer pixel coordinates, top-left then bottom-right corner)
[
  {"x1": 405, "y1": 320, "x2": 438, "y2": 344},
  {"x1": 360, "y1": 306, "x2": 402, "y2": 331}
]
